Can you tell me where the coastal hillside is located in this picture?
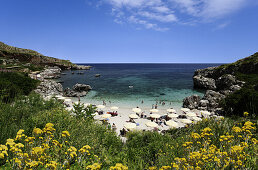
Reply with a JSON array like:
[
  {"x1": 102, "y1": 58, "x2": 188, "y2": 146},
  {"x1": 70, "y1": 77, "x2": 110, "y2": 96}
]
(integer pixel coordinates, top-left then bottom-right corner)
[
  {"x1": 0, "y1": 41, "x2": 80, "y2": 70},
  {"x1": 184, "y1": 52, "x2": 258, "y2": 117}
]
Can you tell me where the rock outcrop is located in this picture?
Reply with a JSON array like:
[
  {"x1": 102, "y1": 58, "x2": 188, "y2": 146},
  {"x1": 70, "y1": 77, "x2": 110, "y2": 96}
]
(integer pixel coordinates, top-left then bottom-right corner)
[
  {"x1": 182, "y1": 52, "x2": 258, "y2": 112},
  {"x1": 39, "y1": 66, "x2": 62, "y2": 79},
  {"x1": 34, "y1": 80, "x2": 63, "y2": 97},
  {"x1": 64, "y1": 83, "x2": 92, "y2": 97},
  {"x1": 193, "y1": 75, "x2": 216, "y2": 90},
  {"x1": 182, "y1": 95, "x2": 201, "y2": 110}
]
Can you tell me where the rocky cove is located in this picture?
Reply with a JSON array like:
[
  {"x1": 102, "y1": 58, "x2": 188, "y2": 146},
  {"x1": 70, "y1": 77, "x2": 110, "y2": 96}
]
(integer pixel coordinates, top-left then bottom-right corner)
[
  {"x1": 183, "y1": 52, "x2": 258, "y2": 115},
  {"x1": 30, "y1": 66, "x2": 92, "y2": 98}
]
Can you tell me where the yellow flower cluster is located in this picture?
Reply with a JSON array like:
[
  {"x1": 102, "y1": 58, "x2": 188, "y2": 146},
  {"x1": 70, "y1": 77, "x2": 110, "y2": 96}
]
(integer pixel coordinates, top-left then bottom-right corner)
[
  {"x1": 110, "y1": 163, "x2": 128, "y2": 170},
  {"x1": 0, "y1": 123, "x2": 99, "y2": 169},
  {"x1": 86, "y1": 163, "x2": 102, "y2": 169},
  {"x1": 171, "y1": 120, "x2": 257, "y2": 169}
]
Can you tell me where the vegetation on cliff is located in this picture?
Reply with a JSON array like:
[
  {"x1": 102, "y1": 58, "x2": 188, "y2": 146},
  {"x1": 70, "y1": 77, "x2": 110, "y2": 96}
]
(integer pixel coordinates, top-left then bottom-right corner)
[
  {"x1": 0, "y1": 41, "x2": 77, "y2": 70},
  {"x1": 219, "y1": 53, "x2": 258, "y2": 117}
]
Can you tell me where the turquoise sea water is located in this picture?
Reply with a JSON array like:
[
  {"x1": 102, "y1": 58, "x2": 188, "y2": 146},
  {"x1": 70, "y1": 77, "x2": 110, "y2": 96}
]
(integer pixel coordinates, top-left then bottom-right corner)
[{"x1": 59, "y1": 64, "x2": 221, "y2": 109}]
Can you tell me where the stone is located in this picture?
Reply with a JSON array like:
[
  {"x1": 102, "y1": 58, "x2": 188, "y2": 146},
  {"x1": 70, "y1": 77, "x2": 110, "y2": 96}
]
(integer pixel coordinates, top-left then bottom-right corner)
[
  {"x1": 216, "y1": 74, "x2": 236, "y2": 90},
  {"x1": 199, "y1": 100, "x2": 209, "y2": 107},
  {"x1": 203, "y1": 90, "x2": 225, "y2": 111},
  {"x1": 193, "y1": 75, "x2": 216, "y2": 90},
  {"x1": 72, "y1": 83, "x2": 92, "y2": 92},
  {"x1": 229, "y1": 85, "x2": 241, "y2": 92},
  {"x1": 34, "y1": 80, "x2": 63, "y2": 97},
  {"x1": 183, "y1": 95, "x2": 201, "y2": 109},
  {"x1": 40, "y1": 67, "x2": 62, "y2": 79},
  {"x1": 64, "y1": 84, "x2": 92, "y2": 97}
]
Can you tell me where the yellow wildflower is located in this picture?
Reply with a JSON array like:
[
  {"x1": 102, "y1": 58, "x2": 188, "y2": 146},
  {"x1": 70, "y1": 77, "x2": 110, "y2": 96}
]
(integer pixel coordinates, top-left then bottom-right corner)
[
  {"x1": 33, "y1": 128, "x2": 43, "y2": 135},
  {"x1": 62, "y1": 131, "x2": 70, "y2": 137}
]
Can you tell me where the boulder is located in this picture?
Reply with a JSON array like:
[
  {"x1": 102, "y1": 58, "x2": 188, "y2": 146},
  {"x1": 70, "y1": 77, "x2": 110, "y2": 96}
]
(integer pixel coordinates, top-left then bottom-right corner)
[
  {"x1": 199, "y1": 100, "x2": 209, "y2": 107},
  {"x1": 193, "y1": 75, "x2": 216, "y2": 90},
  {"x1": 202, "y1": 90, "x2": 225, "y2": 111},
  {"x1": 72, "y1": 83, "x2": 92, "y2": 92},
  {"x1": 40, "y1": 67, "x2": 62, "y2": 79},
  {"x1": 183, "y1": 95, "x2": 201, "y2": 109},
  {"x1": 64, "y1": 84, "x2": 92, "y2": 97},
  {"x1": 64, "y1": 88, "x2": 87, "y2": 97},
  {"x1": 216, "y1": 74, "x2": 236, "y2": 90},
  {"x1": 34, "y1": 80, "x2": 63, "y2": 97},
  {"x1": 229, "y1": 85, "x2": 241, "y2": 92}
]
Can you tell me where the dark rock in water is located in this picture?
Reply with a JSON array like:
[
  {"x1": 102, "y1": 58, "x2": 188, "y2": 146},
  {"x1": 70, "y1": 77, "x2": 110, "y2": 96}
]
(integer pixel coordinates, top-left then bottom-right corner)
[
  {"x1": 95, "y1": 74, "x2": 101, "y2": 77},
  {"x1": 183, "y1": 95, "x2": 201, "y2": 109},
  {"x1": 160, "y1": 93, "x2": 165, "y2": 95},
  {"x1": 71, "y1": 65, "x2": 91, "y2": 70},
  {"x1": 77, "y1": 72, "x2": 84, "y2": 75},
  {"x1": 64, "y1": 83, "x2": 92, "y2": 97},
  {"x1": 73, "y1": 83, "x2": 92, "y2": 92},
  {"x1": 193, "y1": 75, "x2": 216, "y2": 90}
]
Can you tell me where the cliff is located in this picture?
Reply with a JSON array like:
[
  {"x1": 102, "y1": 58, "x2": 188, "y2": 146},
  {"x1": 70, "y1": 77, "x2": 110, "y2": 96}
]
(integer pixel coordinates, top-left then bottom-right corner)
[
  {"x1": 183, "y1": 52, "x2": 258, "y2": 117},
  {"x1": 0, "y1": 41, "x2": 91, "y2": 70}
]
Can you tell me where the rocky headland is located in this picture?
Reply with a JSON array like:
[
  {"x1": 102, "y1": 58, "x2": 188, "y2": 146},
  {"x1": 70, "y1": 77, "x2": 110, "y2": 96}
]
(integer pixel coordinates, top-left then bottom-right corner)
[
  {"x1": 0, "y1": 41, "x2": 92, "y2": 98},
  {"x1": 183, "y1": 52, "x2": 258, "y2": 115},
  {"x1": 30, "y1": 67, "x2": 92, "y2": 98}
]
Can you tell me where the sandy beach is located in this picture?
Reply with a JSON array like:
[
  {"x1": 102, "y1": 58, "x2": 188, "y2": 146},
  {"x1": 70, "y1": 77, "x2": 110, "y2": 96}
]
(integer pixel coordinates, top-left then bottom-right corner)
[{"x1": 60, "y1": 97, "x2": 211, "y2": 139}]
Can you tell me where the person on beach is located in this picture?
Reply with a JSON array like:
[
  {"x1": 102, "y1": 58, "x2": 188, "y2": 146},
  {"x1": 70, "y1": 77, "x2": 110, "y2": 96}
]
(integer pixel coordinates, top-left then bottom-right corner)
[
  {"x1": 107, "y1": 123, "x2": 111, "y2": 130},
  {"x1": 112, "y1": 123, "x2": 116, "y2": 131},
  {"x1": 152, "y1": 104, "x2": 154, "y2": 109},
  {"x1": 78, "y1": 96, "x2": 80, "y2": 102},
  {"x1": 141, "y1": 100, "x2": 144, "y2": 104},
  {"x1": 155, "y1": 104, "x2": 158, "y2": 109}
]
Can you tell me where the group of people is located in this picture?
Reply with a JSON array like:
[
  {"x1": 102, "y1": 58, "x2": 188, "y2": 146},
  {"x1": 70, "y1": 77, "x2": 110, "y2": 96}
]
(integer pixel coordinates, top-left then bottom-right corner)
[{"x1": 108, "y1": 123, "x2": 117, "y2": 131}]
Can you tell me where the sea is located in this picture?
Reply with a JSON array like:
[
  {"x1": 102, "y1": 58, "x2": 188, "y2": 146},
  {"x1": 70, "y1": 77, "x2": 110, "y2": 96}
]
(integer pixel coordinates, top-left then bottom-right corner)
[{"x1": 58, "y1": 64, "x2": 221, "y2": 109}]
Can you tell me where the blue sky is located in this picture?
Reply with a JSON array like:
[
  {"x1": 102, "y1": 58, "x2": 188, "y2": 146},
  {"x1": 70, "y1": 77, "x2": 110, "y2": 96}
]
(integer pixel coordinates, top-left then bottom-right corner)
[{"x1": 1, "y1": 0, "x2": 258, "y2": 63}]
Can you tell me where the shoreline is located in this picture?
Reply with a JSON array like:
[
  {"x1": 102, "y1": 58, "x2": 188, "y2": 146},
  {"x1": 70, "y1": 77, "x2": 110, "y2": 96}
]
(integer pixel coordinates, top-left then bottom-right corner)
[{"x1": 32, "y1": 66, "x2": 222, "y2": 138}]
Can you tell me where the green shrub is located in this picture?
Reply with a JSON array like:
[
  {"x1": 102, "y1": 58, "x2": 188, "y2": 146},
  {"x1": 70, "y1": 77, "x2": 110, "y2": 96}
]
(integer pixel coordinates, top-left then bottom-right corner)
[
  {"x1": 0, "y1": 72, "x2": 39, "y2": 102},
  {"x1": 0, "y1": 94, "x2": 62, "y2": 144},
  {"x1": 221, "y1": 72, "x2": 258, "y2": 117}
]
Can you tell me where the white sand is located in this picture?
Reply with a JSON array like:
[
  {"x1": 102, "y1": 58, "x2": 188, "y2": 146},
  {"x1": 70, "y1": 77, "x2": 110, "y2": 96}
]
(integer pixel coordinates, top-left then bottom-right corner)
[{"x1": 61, "y1": 97, "x2": 207, "y2": 137}]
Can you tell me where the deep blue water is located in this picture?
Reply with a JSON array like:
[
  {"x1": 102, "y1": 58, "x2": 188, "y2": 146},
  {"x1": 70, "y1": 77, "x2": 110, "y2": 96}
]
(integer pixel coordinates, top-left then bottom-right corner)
[{"x1": 59, "y1": 64, "x2": 221, "y2": 108}]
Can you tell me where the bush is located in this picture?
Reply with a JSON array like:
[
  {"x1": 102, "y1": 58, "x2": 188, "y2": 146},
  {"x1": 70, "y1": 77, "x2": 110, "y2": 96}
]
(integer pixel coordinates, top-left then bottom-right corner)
[
  {"x1": 0, "y1": 94, "x2": 63, "y2": 144},
  {"x1": 0, "y1": 72, "x2": 39, "y2": 102}
]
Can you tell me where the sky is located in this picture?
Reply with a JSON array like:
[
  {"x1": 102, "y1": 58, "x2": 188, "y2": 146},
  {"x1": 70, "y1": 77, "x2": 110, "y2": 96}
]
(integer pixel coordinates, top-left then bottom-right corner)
[{"x1": 0, "y1": 0, "x2": 258, "y2": 63}]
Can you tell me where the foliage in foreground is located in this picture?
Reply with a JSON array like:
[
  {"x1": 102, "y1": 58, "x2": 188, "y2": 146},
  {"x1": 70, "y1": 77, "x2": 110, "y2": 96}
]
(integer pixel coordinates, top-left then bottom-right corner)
[
  {"x1": 0, "y1": 72, "x2": 39, "y2": 102},
  {"x1": 0, "y1": 118, "x2": 257, "y2": 169},
  {"x1": 0, "y1": 94, "x2": 257, "y2": 169}
]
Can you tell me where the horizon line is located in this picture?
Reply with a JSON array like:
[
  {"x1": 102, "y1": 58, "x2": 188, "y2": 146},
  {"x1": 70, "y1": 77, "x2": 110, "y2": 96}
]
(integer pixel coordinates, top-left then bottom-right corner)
[{"x1": 75, "y1": 62, "x2": 227, "y2": 64}]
